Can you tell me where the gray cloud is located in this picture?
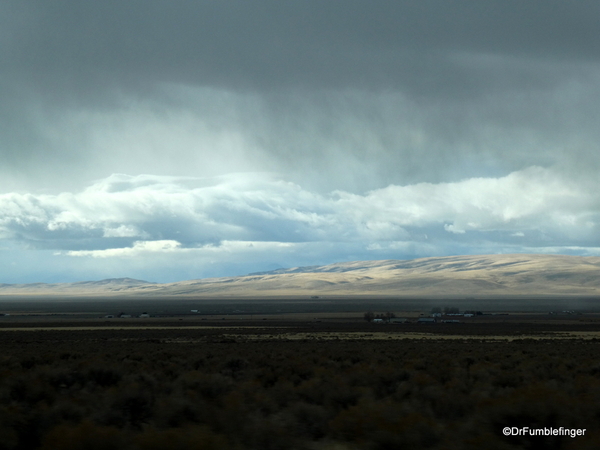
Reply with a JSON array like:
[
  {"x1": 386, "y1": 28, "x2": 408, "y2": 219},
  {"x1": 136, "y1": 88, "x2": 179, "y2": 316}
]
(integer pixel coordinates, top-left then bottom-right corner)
[
  {"x1": 3, "y1": 1, "x2": 600, "y2": 192},
  {"x1": 5, "y1": 1, "x2": 600, "y2": 96},
  {"x1": 3, "y1": 82, "x2": 600, "y2": 195}
]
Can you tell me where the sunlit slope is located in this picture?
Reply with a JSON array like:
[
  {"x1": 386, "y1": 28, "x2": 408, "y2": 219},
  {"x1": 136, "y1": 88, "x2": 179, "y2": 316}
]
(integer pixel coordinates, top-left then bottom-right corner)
[{"x1": 2, "y1": 254, "x2": 600, "y2": 297}]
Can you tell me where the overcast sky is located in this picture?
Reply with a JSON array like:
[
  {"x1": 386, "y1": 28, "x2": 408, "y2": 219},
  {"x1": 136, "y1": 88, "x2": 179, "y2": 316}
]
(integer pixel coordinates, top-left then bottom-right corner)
[{"x1": 2, "y1": 1, "x2": 600, "y2": 283}]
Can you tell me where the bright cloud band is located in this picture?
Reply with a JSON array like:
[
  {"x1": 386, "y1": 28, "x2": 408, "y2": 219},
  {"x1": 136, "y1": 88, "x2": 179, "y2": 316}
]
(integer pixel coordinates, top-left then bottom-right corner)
[{"x1": 1, "y1": 167, "x2": 598, "y2": 259}]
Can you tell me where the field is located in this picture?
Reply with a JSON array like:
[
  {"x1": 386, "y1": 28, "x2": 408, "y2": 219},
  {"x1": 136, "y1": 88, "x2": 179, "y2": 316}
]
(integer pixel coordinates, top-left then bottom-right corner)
[{"x1": 1, "y1": 296, "x2": 600, "y2": 449}]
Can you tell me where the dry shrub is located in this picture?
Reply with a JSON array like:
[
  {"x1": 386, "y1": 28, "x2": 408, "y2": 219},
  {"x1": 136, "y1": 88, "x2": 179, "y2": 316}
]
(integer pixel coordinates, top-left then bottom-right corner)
[
  {"x1": 107, "y1": 388, "x2": 155, "y2": 429},
  {"x1": 85, "y1": 366, "x2": 123, "y2": 388},
  {"x1": 0, "y1": 422, "x2": 18, "y2": 450},
  {"x1": 133, "y1": 426, "x2": 229, "y2": 450},
  {"x1": 177, "y1": 372, "x2": 234, "y2": 402},
  {"x1": 2, "y1": 329, "x2": 600, "y2": 449},
  {"x1": 328, "y1": 398, "x2": 440, "y2": 448},
  {"x1": 153, "y1": 397, "x2": 204, "y2": 428},
  {"x1": 284, "y1": 401, "x2": 331, "y2": 440},
  {"x1": 40, "y1": 420, "x2": 128, "y2": 450}
]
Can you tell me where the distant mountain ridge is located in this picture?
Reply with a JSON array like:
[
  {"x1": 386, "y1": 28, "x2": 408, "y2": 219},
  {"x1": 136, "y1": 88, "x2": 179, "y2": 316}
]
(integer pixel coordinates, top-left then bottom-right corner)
[
  {"x1": 0, "y1": 277, "x2": 155, "y2": 294},
  {"x1": 71, "y1": 278, "x2": 156, "y2": 286},
  {"x1": 1, "y1": 254, "x2": 600, "y2": 298}
]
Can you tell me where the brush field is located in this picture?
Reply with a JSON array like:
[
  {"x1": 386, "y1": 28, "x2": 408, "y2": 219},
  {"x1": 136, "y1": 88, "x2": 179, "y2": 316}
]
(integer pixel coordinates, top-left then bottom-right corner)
[{"x1": 1, "y1": 298, "x2": 600, "y2": 449}]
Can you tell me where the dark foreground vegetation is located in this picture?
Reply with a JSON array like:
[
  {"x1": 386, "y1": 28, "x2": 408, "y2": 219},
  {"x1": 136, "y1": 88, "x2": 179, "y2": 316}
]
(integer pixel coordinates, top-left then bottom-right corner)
[{"x1": 1, "y1": 325, "x2": 600, "y2": 449}]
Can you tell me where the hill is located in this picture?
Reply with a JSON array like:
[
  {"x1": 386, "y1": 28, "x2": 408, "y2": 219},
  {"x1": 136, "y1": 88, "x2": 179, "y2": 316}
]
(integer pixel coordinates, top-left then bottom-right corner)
[{"x1": 1, "y1": 254, "x2": 599, "y2": 298}]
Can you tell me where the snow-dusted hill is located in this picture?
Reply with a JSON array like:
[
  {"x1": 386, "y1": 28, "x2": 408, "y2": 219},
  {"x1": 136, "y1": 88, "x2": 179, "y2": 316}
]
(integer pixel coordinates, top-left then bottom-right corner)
[{"x1": 2, "y1": 254, "x2": 600, "y2": 297}]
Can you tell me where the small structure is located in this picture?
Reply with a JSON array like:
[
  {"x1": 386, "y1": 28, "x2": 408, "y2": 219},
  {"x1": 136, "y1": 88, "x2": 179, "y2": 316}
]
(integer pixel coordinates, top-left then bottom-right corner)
[
  {"x1": 139, "y1": 312, "x2": 150, "y2": 318},
  {"x1": 373, "y1": 318, "x2": 384, "y2": 323}
]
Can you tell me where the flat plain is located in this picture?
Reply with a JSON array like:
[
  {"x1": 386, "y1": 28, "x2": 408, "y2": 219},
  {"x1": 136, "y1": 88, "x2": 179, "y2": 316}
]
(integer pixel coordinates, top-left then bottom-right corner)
[{"x1": 1, "y1": 296, "x2": 600, "y2": 449}]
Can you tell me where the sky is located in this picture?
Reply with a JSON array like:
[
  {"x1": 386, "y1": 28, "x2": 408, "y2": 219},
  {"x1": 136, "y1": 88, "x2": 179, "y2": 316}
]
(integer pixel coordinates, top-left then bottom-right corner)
[{"x1": 2, "y1": 1, "x2": 600, "y2": 283}]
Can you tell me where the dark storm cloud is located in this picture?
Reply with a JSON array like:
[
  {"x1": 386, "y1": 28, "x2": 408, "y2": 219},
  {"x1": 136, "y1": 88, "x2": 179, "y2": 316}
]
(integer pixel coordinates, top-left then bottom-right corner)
[
  {"x1": 2, "y1": 0, "x2": 600, "y2": 194},
  {"x1": 4, "y1": 0, "x2": 600, "y2": 100}
]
